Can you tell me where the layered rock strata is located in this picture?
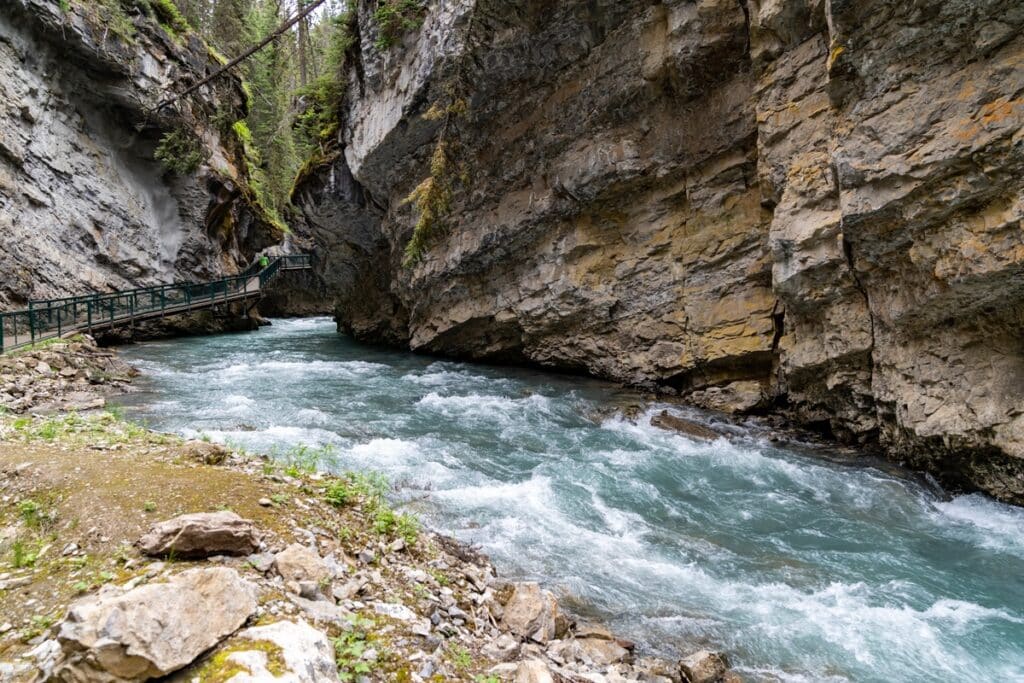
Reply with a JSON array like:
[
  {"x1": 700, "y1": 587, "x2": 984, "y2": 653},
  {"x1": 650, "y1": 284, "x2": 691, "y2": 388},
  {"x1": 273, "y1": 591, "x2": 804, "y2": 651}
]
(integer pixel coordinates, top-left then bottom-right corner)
[{"x1": 293, "y1": 0, "x2": 1024, "y2": 502}]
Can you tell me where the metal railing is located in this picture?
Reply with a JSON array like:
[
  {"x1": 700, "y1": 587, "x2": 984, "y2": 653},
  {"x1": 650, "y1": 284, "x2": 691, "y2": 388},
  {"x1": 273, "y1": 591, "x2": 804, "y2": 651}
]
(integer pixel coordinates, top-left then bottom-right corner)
[{"x1": 0, "y1": 254, "x2": 311, "y2": 353}]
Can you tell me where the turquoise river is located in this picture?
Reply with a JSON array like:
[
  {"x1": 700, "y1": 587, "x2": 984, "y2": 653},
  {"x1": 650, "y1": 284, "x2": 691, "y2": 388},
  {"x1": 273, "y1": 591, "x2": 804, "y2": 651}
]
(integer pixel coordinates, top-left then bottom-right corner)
[{"x1": 115, "y1": 318, "x2": 1024, "y2": 682}]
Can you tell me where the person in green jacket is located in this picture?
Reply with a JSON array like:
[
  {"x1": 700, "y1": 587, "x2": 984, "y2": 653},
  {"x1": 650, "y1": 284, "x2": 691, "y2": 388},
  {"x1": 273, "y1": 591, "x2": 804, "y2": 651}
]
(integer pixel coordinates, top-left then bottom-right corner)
[{"x1": 259, "y1": 254, "x2": 270, "y2": 269}]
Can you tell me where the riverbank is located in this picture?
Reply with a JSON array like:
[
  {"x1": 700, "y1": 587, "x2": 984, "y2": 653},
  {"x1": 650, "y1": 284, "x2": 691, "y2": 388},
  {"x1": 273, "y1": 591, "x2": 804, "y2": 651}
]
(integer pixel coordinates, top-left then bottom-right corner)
[{"x1": 0, "y1": 337, "x2": 739, "y2": 682}]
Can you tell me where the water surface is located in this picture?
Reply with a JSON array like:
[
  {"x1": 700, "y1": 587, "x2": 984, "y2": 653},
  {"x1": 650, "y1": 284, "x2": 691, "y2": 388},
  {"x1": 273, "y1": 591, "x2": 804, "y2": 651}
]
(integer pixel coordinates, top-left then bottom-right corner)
[{"x1": 117, "y1": 318, "x2": 1024, "y2": 682}]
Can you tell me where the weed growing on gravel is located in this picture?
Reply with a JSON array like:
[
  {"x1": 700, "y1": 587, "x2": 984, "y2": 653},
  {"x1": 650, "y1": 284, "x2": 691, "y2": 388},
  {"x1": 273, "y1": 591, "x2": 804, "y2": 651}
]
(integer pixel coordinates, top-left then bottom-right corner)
[
  {"x1": 333, "y1": 615, "x2": 375, "y2": 681},
  {"x1": 10, "y1": 538, "x2": 39, "y2": 568},
  {"x1": 17, "y1": 498, "x2": 56, "y2": 530}
]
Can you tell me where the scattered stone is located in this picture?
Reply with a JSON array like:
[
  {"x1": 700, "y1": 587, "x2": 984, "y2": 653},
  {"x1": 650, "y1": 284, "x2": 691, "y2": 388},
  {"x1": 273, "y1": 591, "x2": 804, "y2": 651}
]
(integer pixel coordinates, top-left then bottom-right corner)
[
  {"x1": 357, "y1": 549, "x2": 375, "y2": 564},
  {"x1": 258, "y1": 497, "x2": 273, "y2": 507},
  {"x1": 514, "y1": 659, "x2": 555, "y2": 683},
  {"x1": 137, "y1": 511, "x2": 259, "y2": 559},
  {"x1": 26, "y1": 639, "x2": 61, "y2": 679},
  {"x1": 246, "y1": 552, "x2": 275, "y2": 573},
  {"x1": 56, "y1": 567, "x2": 256, "y2": 681},
  {"x1": 373, "y1": 602, "x2": 417, "y2": 622},
  {"x1": 275, "y1": 544, "x2": 332, "y2": 599},
  {"x1": 482, "y1": 632, "x2": 519, "y2": 662},
  {"x1": 650, "y1": 411, "x2": 720, "y2": 441},
  {"x1": 287, "y1": 595, "x2": 351, "y2": 627},
  {"x1": 679, "y1": 650, "x2": 730, "y2": 683}
]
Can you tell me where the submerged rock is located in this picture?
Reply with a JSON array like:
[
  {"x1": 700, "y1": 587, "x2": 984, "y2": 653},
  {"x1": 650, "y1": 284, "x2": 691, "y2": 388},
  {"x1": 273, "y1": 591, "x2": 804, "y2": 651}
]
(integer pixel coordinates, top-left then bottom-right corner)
[
  {"x1": 137, "y1": 512, "x2": 259, "y2": 559},
  {"x1": 56, "y1": 567, "x2": 256, "y2": 681},
  {"x1": 650, "y1": 411, "x2": 721, "y2": 441}
]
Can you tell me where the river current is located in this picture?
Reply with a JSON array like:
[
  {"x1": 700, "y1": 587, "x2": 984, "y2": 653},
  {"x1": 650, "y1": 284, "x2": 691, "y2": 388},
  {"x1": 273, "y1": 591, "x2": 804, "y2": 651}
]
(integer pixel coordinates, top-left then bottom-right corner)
[{"x1": 115, "y1": 318, "x2": 1024, "y2": 682}]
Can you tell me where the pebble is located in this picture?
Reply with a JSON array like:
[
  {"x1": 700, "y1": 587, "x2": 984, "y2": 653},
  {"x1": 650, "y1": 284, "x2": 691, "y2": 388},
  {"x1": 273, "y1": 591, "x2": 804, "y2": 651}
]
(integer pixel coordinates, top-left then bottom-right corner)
[{"x1": 258, "y1": 497, "x2": 273, "y2": 507}]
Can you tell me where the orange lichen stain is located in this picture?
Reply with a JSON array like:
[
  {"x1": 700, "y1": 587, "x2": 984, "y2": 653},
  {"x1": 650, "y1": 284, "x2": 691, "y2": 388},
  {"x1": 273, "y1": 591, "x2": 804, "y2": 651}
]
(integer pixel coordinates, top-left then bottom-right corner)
[
  {"x1": 955, "y1": 82, "x2": 977, "y2": 102},
  {"x1": 954, "y1": 97, "x2": 1023, "y2": 141},
  {"x1": 979, "y1": 98, "x2": 1020, "y2": 126}
]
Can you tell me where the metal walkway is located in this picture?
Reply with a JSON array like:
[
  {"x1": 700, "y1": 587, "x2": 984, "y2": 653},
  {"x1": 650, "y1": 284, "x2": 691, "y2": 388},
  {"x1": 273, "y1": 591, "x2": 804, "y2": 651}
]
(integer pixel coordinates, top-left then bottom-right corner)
[{"x1": 0, "y1": 254, "x2": 311, "y2": 353}]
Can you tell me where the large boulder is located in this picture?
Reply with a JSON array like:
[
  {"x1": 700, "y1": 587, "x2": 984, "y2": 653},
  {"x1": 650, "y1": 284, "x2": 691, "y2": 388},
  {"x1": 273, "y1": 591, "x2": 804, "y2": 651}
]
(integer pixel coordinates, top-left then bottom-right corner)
[
  {"x1": 188, "y1": 620, "x2": 337, "y2": 683},
  {"x1": 137, "y1": 512, "x2": 259, "y2": 559},
  {"x1": 56, "y1": 567, "x2": 257, "y2": 682},
  {"x1": 501, "y1": 583, "x2": 568, "y2": 644},
  {"x1": 679, "y1": 650, "x2": 730, "y2": 683}
]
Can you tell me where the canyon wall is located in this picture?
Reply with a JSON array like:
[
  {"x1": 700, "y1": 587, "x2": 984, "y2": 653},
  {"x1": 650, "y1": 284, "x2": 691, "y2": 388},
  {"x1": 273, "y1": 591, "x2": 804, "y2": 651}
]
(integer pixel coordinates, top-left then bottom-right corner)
[
  {"x1": 292, "y1": 0, "x2": 1024, "y2": 503},
  {"x1": 0, "y1": 0, "x2": 280, "y2": 309}
]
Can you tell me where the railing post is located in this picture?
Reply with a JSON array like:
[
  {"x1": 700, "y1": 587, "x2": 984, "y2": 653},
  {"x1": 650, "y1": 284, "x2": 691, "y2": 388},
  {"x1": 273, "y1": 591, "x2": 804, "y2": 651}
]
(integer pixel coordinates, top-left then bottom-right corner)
[
  {"x1": 57, "y1": 306, "x2": 62, "y2": 338},
  {"x1": 28, "y1": 305, "x2": 36, "y2": 343}
]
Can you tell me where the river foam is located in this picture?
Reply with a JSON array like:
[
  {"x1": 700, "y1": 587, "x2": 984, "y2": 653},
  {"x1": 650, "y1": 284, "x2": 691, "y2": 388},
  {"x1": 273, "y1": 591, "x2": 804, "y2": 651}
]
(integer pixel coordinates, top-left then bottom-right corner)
[{"x1": 117, "y1": 318, "x2": 1024, "y2": 682}]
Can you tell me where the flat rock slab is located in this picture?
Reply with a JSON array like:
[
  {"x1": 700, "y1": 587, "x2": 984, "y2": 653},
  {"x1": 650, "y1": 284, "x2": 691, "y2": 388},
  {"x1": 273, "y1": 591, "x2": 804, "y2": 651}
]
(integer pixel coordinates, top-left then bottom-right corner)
[
  {"x1": 138, "y1": 511, "x2": 259, "y2": 558},
  {"x1": 57, "y1": 567, "x2": 257, "y2": 682}
]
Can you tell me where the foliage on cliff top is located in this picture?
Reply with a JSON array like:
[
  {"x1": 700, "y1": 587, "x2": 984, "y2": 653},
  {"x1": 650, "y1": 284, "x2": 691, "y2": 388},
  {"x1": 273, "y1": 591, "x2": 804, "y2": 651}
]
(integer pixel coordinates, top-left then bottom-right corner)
[
  {"x1": 372, "y1": 0, "x2": 426, "y2": 50},
  {"x1": 294, "y1": 9, "x2": 356, "y2": 151}
]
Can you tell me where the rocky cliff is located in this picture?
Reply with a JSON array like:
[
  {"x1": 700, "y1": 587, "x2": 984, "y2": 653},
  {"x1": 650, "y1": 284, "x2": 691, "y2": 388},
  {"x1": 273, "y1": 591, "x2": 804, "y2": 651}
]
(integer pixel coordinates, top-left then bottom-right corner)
[
  {"x1": 0, "y1": 0, "x2": 280, "y2": 309},
  {"x1": 292, "y1": 0, "x2": 1024, "y2": 503}
]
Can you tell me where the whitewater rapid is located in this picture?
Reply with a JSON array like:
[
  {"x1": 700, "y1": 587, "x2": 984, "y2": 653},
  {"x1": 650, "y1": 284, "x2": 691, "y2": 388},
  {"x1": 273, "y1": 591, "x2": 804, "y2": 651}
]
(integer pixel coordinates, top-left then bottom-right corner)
[{"x1": 117, "y1": 318, "x2": 1024, "y2": 682}]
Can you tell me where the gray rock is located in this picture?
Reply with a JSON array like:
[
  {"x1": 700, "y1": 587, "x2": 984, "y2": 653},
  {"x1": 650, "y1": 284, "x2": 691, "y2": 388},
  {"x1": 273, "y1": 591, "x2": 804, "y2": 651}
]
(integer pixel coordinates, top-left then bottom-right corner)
[
  {"x1": 246, "y1": 552, "x2": 275, "y2": 573},
  {"x1": 137, "y1": 511, "x2": 259, "y2": 559},
  {"x1": 56, "y1": 567, "x2": 256, "y2": 681}
]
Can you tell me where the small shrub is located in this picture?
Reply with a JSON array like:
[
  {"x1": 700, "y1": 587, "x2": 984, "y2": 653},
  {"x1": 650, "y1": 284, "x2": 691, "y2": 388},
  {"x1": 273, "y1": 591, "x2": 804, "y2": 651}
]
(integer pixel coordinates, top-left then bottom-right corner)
[
  {"x1": 155, "y1": 129, "x2": 205, "y2": 175},
  {"x1": 143, "y1": 501, "x2": 157, "y2": 513},
  {"x1": 324, "y1": 480, "x2": 355, "y2": 507}
]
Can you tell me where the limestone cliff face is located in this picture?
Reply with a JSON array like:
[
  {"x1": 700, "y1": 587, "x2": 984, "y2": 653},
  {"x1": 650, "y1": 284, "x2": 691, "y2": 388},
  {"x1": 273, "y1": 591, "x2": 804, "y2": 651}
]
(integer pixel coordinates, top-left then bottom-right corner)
[
  {"x1": 293, "y1": 0, "x2": 1024, "y2": 503},
  {"x1": 0, "y1": 0, "x2": 279, "y2": 309}
]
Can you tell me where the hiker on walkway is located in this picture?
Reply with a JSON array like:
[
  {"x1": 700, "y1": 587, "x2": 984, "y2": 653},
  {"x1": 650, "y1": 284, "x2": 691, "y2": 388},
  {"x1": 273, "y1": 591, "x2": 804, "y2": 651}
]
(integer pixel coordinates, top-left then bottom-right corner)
[{"x1": 259, "y1": 254, "x2": 270, "y2": 269}]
